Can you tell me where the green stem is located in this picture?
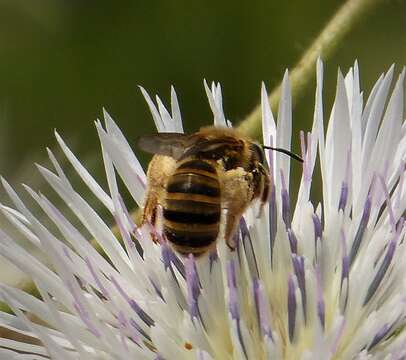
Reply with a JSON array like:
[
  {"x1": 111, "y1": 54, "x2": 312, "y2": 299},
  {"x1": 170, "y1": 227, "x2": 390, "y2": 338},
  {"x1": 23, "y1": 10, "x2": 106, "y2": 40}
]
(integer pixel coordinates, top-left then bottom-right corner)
[{"x1": 237, "y1": 0, "x2": 383, "y2": 140}]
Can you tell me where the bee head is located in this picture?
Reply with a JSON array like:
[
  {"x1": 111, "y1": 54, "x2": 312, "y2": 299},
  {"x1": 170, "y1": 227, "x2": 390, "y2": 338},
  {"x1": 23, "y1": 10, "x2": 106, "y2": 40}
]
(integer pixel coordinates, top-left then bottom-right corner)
[{"x1": 250, "y1": 143, "x2": 266, "y2": 165}]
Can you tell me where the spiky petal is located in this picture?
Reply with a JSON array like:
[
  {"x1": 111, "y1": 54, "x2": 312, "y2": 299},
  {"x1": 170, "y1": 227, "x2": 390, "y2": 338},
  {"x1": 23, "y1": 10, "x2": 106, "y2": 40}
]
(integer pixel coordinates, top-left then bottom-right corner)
[{"x1": 0, "y1": 63, "x2": 406, "y2": 359}]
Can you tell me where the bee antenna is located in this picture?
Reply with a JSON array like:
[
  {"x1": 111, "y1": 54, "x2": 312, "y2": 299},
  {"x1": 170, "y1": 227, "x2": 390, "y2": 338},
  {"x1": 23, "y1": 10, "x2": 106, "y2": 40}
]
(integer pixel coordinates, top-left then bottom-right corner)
[{"x1": 262, "y1": 145, "x2": 304, "y2": 163}]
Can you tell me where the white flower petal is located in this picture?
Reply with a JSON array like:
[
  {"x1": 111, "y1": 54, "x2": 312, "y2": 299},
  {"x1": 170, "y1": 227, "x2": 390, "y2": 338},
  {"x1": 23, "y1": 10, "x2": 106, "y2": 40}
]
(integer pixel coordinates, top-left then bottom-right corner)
[
  {"x1": 261, "y1": 82, "x2": 276, "y2": 167},
  {"x1": 170, "y1": 86, "x2": 184, "y2": 133},
  {"x1": 275, "y1": 70, "x2": 292, "y2": 192},
  {"x1": 96, "y1": 120, "x2": 146, "y2": 207},
  {"x1": 54, "y1": 131, "x2": 114, "y2": 214},
  {"x1": 1, "y1": 62, "x2": 406, "y2": 359},
  {"x1": 204, "y1": 80, "x2": 227, "y2": 127}
]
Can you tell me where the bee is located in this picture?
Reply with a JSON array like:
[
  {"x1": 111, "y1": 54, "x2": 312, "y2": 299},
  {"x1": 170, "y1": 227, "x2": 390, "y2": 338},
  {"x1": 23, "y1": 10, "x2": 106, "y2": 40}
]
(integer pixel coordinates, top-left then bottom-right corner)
[{"x1": 138, "y1": 126, "x2": 302, "y2": 257}]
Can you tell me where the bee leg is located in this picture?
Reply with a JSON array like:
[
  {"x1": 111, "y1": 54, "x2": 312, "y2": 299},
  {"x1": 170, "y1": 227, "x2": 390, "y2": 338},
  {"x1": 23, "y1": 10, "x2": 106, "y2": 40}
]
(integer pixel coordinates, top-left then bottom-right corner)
[
  {"x1": 224, "y1": 211, "x2": 244, "y2": 250},
  {"x1": 220, "y1": 168, "x2": 254, "y2": 250},
  {"x1": 142, "y1": 189, "x2": 156, "y2": 225},
  {"x1": 259, "y1": 164, "x2": 270, "y2": 203},
  {"x1": 256, "y1": 204, "x2": 264, "y2": 219},
  {"x1": 142, "y1": 155, "x2": 177, "y2": 243},
  {"x1": 142, "y1": 193, "x2": 160, "y2": 243},
  {"x1": 256, "y1": 164, "x2": 271, "y2": 218}
]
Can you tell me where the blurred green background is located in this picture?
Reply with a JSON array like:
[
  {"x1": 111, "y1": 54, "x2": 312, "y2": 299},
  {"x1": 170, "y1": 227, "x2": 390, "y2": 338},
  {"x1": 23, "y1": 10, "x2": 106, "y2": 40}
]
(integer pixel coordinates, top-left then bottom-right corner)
[
  {"x1": 1, "y1": 0, "x2": 405, "y2": 183},
  {"x1": 0, "y1": 0, "x2": 405, "y2": 284}
]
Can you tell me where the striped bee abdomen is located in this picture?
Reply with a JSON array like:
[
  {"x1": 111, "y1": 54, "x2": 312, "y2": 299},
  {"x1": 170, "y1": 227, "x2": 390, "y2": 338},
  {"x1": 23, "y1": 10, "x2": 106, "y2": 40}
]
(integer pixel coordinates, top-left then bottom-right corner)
[{"x1": 163, "y1": 159, "x2": 221, "y2": 256}]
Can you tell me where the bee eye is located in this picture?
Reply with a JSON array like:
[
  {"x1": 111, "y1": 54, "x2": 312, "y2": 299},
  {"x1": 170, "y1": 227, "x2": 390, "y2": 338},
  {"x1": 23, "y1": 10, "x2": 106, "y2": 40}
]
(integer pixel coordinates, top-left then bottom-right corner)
[{"x1": 251, "y1": 143, "x2": 265, "y2": 165}]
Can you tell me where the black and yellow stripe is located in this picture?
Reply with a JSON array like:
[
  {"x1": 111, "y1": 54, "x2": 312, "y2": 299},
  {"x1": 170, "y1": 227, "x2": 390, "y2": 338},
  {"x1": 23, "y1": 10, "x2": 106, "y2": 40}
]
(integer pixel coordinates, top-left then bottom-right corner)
[{"x1": 163, "y1": 159, "x2": 221, "y2": 256}]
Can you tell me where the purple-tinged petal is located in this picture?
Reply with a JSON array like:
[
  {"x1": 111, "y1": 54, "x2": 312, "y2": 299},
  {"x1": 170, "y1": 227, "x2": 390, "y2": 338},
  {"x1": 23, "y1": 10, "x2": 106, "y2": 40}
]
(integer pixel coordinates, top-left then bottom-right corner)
[
  {"x1": 67, "y1": 280, "x2": 101, "y2": 338},
  {"x1": 72, "y1": 301, "x2": 101, "y2": 338},
  {"x1": 339, "y1": 150, "x2": 352, "y2": 212},
  {"x1": 253, "y1": 278, "x2": 273, "y2": 340},
  {"x1": 118, "y1": 194, "x2": 137, "y2": 232},
  {"x1": 363, "y1": 219, "x2": 403, "y2": 306},
  {"x1": 363, "y1": 239, "x2": 397, "y2": 306},
  {"x1": 368, "y1": 322, "x2": 393, "y2": 350},
  {"x1": 287, "y1": 275, "x2": 296, "y2": 342},
  {"x1": 117, "y1": 310, "x2": 141, "y2": 346},
  {"x1": 161, "y1": 243, "x2": 172, "y2": 272},
  {"x1": 170, "y1": 252, "x2": 186, "y2": 280},
  {"x1": 110, "y1": 276, "x2": 154, "y2": 327},
  {"x1": 129, "y1": 318, "x2": 152, "y2": 342},
  {"x1": 116, "y1": 194, "x2": 144, "y2": 259},
  {"x1": 315, "y1": 265, "x2": 325, "y2": 330},
  {"x1": 226, "y1": 260, "x2": 248, "y2": 359},
  {"x1": 209, "y1": 249, "x2": 218, "y2": 273},
  {"x1": 312, "y1": 213, "x2": 322, "y2": 241},
  {"x1": 349, "y1": 195, "x2": 371, "y2": 266},
  {"x1": 161, "y1": 243, "x2": 185, "y2": 279},
  {"x1": 117, "y1": 311, "x2": 130, "y2": 351},
  {"x1": 281, "y1": 170, "x2": 291, "y2": 230},
  {"x1": 292, "y1": 255, "x2": 306, "y2": 323},
  {"x1": 338, "y1": 181, "x2": 349, "y2": 212},
  {"x1": 227, "y1": 260, "x2": 239, "y2": 321},
  {"x1": 150, "y1": 278, "x2": 165, "y2": 302},
  {"x1": 379, "y1": 175, "x2": 397, "y2": 232},
  {"x1": 395, "y1": 162, "x2": 406, "y2": 209},
  {"x1": 85, "y1": 257, "x2": 110, "y2": 301},
  {"x1": 240, "y1": 218, "x2": 259, "y2": 278},
  {"x1": 288, "y1": 229, "x2": 298, "y2": 254},
  {"x1": 269, "y1": 179, "x2": 277, "y2": 265},
  {"x1": 185, "y1": 255, "x2": 201, "y2": 320}
]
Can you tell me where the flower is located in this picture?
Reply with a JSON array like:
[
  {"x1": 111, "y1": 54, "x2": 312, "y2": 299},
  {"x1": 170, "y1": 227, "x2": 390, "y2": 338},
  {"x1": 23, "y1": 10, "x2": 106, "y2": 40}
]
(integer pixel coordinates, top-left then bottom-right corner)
[{"x1": 1, "y1": 60, "x2": 406, "y2": 359}]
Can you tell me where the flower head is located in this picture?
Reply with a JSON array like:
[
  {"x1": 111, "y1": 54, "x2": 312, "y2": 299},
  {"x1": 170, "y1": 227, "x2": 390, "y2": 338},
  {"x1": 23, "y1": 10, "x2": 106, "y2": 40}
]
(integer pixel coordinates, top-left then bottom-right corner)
[{"x1": 1, "y1": 60, "x2": 406, "y2": 359}]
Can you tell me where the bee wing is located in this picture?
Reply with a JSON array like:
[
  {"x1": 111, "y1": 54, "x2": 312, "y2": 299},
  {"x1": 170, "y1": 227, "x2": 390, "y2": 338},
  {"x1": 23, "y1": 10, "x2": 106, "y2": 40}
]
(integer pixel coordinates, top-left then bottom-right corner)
[
  {"x1": 180, "y1": 137, "x2": 243, "y2": 160},
  {"x1": 137, "y1": 133, "x2": 191, "y2": 159}
]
